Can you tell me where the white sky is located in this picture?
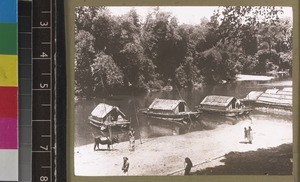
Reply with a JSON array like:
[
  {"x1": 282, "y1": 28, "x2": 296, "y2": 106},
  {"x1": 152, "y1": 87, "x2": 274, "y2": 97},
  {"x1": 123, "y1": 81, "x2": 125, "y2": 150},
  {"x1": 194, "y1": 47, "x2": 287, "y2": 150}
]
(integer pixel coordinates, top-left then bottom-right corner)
[{"x1": 106, "y1": 6, "x2": 293, "y2": 25}]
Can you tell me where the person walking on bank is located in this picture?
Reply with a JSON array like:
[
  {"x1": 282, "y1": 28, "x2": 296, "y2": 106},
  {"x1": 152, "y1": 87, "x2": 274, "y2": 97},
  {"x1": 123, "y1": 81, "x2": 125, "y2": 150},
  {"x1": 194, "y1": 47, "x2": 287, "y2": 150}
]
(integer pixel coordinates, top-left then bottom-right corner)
[
  {"x1": 184, "y1": 157, "x2": 193, "y2": 175},
  {"x1": 128, "y1": 127, "x2": 135, "y2": 151},
  {"x1": 122, "y1": 157, "x2": 129, "y2": 176},
  {"x1": 244, "y1": 127, "x2": 248, "y2": 142},
  {"x1": 248, "y1": 126, "x2": 253, "y2": 144}
]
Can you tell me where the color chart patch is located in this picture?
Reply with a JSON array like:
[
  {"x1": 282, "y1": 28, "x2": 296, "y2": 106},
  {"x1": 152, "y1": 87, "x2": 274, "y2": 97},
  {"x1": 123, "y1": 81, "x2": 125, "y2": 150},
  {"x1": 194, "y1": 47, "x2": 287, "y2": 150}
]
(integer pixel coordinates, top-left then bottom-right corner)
[{"x1": 0, "y1": 0, "x2": 18, "y2": 181}]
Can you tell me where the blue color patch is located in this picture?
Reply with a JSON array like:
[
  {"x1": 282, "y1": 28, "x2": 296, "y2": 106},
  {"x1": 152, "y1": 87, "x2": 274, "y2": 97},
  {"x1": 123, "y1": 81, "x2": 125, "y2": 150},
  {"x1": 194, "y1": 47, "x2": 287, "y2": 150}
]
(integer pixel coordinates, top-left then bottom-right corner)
[{"x1": 0, "y1": 0, "x2": 17, "y2": 23}]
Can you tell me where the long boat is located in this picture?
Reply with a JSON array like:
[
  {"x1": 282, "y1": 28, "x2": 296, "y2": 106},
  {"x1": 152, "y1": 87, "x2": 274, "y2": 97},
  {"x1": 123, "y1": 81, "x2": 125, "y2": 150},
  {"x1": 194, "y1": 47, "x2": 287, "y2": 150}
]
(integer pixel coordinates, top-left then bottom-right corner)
[
  {"x1": 88, "y1": 103, "x2": 130, "y2": 130},
  {"x1": 241, "y1": 87, "x2": 292, "y2": 111},
  {"x1": 142, "y1": 98, "x2": 201, "y2": 124},
  {"x1": 196, "y1": 95, "x2": 252, "y2": 117}
]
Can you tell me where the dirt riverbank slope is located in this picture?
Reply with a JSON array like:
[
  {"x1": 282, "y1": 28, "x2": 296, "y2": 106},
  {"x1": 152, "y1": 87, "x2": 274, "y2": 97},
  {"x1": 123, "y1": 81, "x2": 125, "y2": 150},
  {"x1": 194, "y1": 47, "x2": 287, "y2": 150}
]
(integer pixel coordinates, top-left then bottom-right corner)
[{"x1": 75, "y1": 115, "x2": 292, "y2": 176}]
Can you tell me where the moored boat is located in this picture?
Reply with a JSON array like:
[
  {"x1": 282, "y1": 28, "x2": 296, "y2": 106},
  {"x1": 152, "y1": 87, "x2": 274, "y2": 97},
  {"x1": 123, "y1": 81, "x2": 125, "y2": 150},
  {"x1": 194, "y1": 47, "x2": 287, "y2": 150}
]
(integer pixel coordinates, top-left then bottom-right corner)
[
  {"x1": 142, "y1": 98, "x2": 201, "y2": 124},
  {"x1": 241, "y1": 87, "x2": 292, "y2": 110},
  {"x1": 196, "y1": 95, "x2": 252, "y2": 117},
  {"x1": 88, "y1": 103, "x2": 130, "y2": 130}
]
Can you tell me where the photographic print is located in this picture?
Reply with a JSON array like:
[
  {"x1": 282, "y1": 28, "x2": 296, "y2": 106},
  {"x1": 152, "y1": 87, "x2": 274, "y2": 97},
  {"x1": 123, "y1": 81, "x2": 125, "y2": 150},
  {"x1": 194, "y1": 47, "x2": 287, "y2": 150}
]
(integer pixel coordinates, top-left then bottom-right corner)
[{"x1": 73, "y1": 6, "x2": 293, "y2": 176}]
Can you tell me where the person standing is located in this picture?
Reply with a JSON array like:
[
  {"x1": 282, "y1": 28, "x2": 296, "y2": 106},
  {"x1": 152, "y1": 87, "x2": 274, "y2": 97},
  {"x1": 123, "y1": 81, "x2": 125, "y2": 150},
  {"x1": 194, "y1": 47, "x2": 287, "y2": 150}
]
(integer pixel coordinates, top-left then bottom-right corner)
[
  {"x1": 248, "y1": 126, "x2": 253, "y2": 144},
  {"x1": 184, "y1": 157, "x2": 193, "y2": 175},
  {"x1": 128, "y1": 127, "x2": 135, "y2": 151},
  {"x1": 244, "y1": 127, "x2": 248, "y2": 142},
  {"x1": 122, "y1": 157, "x2": 129, "y2": 175}
]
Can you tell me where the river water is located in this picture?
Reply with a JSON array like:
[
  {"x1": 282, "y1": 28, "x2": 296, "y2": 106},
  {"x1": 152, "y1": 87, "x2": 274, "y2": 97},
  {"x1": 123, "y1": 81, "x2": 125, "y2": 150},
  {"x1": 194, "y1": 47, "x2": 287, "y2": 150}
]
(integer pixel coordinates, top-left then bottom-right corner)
[{"x1": 74, "y1": 78, "x2": 292, "y2": 147}]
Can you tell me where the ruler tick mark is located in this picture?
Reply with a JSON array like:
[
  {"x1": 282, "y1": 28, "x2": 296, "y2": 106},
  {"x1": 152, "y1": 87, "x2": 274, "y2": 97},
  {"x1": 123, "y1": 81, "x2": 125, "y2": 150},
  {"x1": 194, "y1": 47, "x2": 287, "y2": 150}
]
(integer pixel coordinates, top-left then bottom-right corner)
[
  {"x1": 41, "y1": 135, "x2": 51, "y2": 138},
  {"x1": 41, "y1": 166, "x2": 51, "y2": 169},
  {"x1": 41, "y1": 42, "x2": 51, "y2": 45},
  {"x1": 41, "y1": 104, "x2": 51, "y2": 107},
  {"x1": 41, "y1": 11, "x2": 51, "y2": 14}
]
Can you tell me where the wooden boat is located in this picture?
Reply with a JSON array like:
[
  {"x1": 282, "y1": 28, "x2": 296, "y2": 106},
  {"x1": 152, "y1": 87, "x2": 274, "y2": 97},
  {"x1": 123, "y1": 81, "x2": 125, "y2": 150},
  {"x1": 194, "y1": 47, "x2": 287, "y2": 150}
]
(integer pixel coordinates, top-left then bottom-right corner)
[
  {"x1": 88, "y1": 103, "x2": 130, "y2": 130},
  {"x1": 142, "y1": 98, "x2": 201, "y2": 123},
  {"x1": 196, "y1": 95, "x2": 252, "y2": 117},
  {"x1": 241, "y1": 87, "x2": 292, "y2": 110}
]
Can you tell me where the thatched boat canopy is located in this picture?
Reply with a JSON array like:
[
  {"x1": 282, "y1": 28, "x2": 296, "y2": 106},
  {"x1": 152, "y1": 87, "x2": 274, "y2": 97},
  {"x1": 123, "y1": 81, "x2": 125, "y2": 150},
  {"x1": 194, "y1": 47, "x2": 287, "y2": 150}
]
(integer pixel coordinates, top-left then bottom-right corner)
[
  {"x1": 91, "y1": 103, "x2": 126, "y2": 120},
  {"x1": 265, "y1": 88, "x2": 279, "y2": 94},
  {"x1": 243, "y1": 91, "x2": 264, "y2": 101},
  {"x1": 148, "y1": 98, "x2": 188, "y2": 112},
  {"x1": 200, "y1": 95, "x2": 239, "y2": 107},
  {"x1": 242, "y1": 87, "x2": 292, "y2": 108}
]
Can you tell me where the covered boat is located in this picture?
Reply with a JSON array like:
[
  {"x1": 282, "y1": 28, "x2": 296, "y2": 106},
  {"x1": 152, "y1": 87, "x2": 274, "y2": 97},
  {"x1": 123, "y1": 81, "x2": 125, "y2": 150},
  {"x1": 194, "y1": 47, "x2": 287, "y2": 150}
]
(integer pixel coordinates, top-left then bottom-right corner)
[
  {"x1": 142, "y1": 98, "x2": 201, "y2": 123},
  {"x1": 196, "y1": 95, "x2": 252, "y2": 117},
  {"x1": 242, "y1": 87, "x2": 292, "y2": 110},
  {"x1": 88, "y1": 103, "x2": 130, "y2": 130}
]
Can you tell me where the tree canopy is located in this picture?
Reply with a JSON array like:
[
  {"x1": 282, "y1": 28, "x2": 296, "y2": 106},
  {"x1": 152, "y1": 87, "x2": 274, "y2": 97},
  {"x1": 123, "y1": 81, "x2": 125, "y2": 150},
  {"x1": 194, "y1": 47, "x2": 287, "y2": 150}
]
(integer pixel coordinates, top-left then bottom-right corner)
[{"x1": 75, "y1": 6, "x2": 292, "y2": 98}]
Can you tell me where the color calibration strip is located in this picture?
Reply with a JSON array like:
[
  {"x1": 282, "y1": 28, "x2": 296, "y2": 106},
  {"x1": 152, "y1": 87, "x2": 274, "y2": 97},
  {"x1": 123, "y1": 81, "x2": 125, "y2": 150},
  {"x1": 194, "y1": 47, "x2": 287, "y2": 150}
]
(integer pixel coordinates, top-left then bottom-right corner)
[{"x1": 0, "y1": 0, "x2": 18, "y2": 181}]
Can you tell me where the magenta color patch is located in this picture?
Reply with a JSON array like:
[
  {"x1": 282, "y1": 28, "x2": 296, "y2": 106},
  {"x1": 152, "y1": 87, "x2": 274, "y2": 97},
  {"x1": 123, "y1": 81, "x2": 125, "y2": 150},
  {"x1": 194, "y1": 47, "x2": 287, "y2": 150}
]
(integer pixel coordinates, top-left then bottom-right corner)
[{"x1": 0, "y1": 118, "x2": 17, "y2": 149}]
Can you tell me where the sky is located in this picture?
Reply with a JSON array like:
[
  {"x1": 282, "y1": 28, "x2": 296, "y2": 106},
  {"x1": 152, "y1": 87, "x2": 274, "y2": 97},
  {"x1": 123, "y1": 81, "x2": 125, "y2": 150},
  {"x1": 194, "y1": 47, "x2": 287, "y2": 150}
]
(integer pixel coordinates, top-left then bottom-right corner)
[{"x1": 106, "y1": 6, "x2": 293, "y2": 25}]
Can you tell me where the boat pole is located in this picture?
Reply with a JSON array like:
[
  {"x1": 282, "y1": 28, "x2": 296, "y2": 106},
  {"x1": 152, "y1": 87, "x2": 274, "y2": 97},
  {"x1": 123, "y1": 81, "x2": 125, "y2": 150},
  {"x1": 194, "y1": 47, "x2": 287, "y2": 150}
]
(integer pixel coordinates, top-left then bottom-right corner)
[
  {"x1": 108, "y1": 114, "x2": 112, "y2": 139},
  {"x1": 132, "y1": 95, "x2": 142, "y2": 144}
]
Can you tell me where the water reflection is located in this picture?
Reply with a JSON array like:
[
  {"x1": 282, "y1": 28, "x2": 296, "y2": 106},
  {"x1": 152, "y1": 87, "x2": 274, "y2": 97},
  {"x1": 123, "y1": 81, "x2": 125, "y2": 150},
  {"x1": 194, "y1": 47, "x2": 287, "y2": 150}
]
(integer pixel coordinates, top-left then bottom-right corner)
[{"x1": 74, "y1": 79, "x2": 292, "y2": 147}]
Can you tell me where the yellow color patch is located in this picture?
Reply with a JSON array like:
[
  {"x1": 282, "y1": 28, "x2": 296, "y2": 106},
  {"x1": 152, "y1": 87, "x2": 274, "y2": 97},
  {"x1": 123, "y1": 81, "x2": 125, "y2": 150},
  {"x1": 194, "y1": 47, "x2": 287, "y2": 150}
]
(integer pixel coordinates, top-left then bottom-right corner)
[{"x1": 0, "y1": 55, "x2": 17, "y2": 87}]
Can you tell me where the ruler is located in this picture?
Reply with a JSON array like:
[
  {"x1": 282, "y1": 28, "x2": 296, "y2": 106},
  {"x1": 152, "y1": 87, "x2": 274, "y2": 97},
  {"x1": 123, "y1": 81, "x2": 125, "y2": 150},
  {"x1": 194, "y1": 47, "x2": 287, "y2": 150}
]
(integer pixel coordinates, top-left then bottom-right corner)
[
  {"x1": 19, "y1": 0, "x2": 66, "y2": 181},
  {"x1": 32, "y1": 0, "x2": 55, "y2": 181}
]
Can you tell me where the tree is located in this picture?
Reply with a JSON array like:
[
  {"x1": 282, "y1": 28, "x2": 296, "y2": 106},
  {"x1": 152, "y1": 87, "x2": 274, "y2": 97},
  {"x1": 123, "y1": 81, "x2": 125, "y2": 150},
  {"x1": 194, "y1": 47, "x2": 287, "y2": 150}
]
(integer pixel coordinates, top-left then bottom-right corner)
[
  {"x1": 75, "y1": 30, "x2": 95, "y2": 97},
  {"x1": 175, "y1": 57, "x2": 202, "y2": 87},
  {"x1": 195, "y1": 47, "x2": 238, "y2": 83},
  {"x1": 91, "y1": 52, "x2": 124, "y2": 95},
  {"x1": 142, "y1": 9, "x2": 184, "y2": 80}
]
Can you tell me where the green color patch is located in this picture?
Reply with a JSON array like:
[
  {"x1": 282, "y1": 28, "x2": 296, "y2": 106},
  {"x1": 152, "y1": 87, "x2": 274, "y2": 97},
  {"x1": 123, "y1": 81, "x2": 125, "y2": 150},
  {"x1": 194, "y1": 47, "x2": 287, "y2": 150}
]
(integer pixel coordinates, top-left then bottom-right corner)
[{"x1": 0, "y1": 24, "x2": 17, "y2": 55}]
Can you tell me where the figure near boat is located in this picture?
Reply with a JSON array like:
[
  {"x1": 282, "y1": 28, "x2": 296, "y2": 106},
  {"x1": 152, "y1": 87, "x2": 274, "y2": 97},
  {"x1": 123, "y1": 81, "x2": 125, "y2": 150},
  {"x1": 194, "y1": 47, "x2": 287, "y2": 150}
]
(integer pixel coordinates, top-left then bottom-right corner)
[
  {"x1": 128, "y1": 127, "x2": 135, "y2": 151},
  {"x1": 244, "y1": 126, "x2": 253, "y2": 144}
]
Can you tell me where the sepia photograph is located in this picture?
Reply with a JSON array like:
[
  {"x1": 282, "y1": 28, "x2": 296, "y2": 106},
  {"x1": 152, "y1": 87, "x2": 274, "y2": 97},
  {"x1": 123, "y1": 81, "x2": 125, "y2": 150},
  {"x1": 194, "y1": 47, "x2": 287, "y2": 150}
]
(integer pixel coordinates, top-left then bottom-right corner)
[{"x1": 73, "y1": 6, "x2": 293, "y2": 176}]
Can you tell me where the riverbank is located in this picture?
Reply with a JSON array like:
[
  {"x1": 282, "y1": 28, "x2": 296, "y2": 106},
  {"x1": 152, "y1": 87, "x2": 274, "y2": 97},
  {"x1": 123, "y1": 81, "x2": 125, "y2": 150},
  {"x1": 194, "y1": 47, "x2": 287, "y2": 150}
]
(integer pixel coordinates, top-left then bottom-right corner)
[
  {"x1": 193, "y1": 143, "x2": 292, "y2": 175},
  {"x1": 74, "y1": 116, "x2": 292, "y2": 176}
]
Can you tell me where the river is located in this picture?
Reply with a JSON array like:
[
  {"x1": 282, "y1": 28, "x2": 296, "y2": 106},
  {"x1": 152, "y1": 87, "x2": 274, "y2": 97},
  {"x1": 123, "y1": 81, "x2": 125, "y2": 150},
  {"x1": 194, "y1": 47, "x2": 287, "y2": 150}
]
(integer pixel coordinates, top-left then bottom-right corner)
[{"x1": 74, "y1": 78, "x2": 292, "y2": 147}]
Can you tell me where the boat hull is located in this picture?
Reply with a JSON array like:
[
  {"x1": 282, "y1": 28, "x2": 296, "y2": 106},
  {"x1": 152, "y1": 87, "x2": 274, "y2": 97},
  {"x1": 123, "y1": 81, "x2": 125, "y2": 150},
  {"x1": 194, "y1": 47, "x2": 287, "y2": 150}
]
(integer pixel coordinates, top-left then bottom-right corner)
[
  {"x1": 142, "y1": 111, "x2": 201, "y2": 125},
  {"x1": 88, "y1": 116, "x2": 130, "y2": 131},
  {"x1": 197, "y1": 108, "x2": 252, "y2": 117}
]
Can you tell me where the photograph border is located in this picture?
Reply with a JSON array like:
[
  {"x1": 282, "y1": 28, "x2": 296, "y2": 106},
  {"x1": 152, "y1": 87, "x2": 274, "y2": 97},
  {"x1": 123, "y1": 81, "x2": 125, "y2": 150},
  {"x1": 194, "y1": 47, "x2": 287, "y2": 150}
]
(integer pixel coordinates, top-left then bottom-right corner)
[{"x1": 66, "y1": 0, "x2": 299, "y2": 181}]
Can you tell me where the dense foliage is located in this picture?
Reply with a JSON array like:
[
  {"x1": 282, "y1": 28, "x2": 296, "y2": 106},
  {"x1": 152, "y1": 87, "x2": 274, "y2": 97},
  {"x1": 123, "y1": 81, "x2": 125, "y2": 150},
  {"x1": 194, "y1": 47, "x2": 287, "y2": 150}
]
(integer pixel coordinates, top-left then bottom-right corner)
[{"x1": 75, "y1": 6, "x2": 292, "y2": 97}]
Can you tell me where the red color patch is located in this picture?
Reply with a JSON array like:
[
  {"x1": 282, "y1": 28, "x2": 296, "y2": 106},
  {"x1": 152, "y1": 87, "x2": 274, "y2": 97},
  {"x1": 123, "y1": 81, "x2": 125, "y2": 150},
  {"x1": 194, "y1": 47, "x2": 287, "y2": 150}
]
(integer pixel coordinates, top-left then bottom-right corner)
[{"x1": 0, "y1": 87, "x2": 17, "y2": 118}]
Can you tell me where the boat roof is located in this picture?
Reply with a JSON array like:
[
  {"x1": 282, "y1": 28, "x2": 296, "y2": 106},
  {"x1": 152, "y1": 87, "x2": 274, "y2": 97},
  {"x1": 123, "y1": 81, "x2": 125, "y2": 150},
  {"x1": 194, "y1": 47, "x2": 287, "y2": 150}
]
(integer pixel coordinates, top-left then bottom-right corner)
[
  {"x1": 91, "y1": 103, "x2": 125, "y2": 118},
  {"x1": 257, "y1": 93, "x2": 292, "y2": 105},
  {"x1": 282, "y1": 87, "x2": 292, "y2": 92},
  {"x1": 200, "y1": 95, "x2": 237, "y2": 107},
  {"x1": 265, "y1": 88, "x2": 279, "y2": 94},
  {"x1": 244, "y1": 91, "x2": 264, "y2": 101},
  {"x1": 148, "y1": 98, "x2": 186, "y2": 111}
]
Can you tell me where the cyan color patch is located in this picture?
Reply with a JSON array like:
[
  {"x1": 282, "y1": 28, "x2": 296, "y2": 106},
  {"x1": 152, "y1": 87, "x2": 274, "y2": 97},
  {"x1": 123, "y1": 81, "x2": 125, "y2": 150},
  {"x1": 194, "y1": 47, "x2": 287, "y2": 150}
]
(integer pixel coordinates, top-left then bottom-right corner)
[{"x1": 0, "y1": 0, "x2": 17, "y2": 23}]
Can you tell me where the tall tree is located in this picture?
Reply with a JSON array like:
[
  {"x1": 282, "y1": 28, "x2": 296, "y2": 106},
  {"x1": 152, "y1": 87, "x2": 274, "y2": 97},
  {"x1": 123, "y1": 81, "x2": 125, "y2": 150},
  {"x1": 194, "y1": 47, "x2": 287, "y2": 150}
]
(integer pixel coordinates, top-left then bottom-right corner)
[{"x1": 75, "y1": 30, "x2": 95, "y2": 97}]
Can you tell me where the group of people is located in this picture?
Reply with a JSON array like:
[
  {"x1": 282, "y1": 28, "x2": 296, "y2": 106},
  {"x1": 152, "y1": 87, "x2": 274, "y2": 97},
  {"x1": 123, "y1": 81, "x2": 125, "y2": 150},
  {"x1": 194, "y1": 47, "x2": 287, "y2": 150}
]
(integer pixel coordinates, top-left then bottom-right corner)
[
  {"x1": 244, "y1": 126, "x2": 253, "y2": 144},
  {"x1": 124, "y1": 127, "x2": 195, "y2": 175},
  {"x1": 122, "y1": 156, "x2": 193, "y2": 176}
]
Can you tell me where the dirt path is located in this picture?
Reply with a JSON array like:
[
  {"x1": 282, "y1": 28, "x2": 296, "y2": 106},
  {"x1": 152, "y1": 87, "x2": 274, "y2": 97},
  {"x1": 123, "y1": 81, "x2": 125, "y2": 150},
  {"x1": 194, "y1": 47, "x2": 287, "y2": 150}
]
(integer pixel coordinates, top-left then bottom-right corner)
[{"x1": 74, "y1": 116, "x2": 292, "y2": 176}]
